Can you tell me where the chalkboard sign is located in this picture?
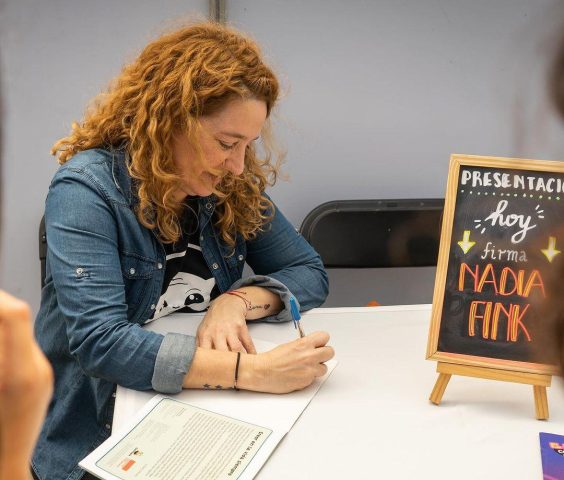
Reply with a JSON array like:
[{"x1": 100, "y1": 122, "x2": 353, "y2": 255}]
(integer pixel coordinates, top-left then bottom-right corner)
[{"x1": 427, "y1": 154, "x2": 564, "y2": 375}]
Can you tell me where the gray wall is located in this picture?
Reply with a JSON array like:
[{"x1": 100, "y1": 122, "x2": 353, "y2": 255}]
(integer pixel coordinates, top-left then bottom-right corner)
[{"x1": 2, "y1": 0, "x2": 564, "y2": 312}]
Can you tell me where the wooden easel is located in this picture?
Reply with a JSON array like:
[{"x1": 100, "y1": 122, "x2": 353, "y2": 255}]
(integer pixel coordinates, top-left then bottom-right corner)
[{"x1": 429, "y1": 361, "x2": 552, "y2": 420}]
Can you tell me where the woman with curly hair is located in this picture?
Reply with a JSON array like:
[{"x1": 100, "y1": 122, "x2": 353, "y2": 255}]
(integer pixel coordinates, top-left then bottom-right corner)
[{"x1": 32, "y1": 22, "x2": 332, "y2": 480}]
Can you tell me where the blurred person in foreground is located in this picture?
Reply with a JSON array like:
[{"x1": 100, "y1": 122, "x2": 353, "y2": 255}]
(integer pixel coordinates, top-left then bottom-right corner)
[
  {"x1": 0, "y1": 75, "x2": 53, "y2": 479},
  {"x1": 533, "y1": 31, "x2": 564, "y2": 374}
]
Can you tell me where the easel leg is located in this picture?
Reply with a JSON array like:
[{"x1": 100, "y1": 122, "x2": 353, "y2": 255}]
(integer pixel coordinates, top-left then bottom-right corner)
[
  {"x1": 429, "y1": 373, "x2": 451, "y2": 405},
  {"x1": 533, "y1": 386, "x2": 549, "y2": 420}
]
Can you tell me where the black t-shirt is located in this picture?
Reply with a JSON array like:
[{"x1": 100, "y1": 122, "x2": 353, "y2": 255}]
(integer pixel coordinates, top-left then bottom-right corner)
[{"x1": 148, "y1": 198, "x2": 220, "y2": 322}]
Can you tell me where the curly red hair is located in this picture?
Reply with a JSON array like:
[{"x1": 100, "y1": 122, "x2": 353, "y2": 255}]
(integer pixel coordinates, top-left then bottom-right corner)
[{"x1": 52, "y1": 21, "x2": 281, "y2": 246}]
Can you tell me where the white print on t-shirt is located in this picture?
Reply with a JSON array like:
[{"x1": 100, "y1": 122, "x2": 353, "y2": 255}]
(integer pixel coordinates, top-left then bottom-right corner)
[
  {"x1": 166, "y1": 243, "x2": 202, "y2": 260},
  {"x1": 152, "y1": 272, "x2": 216, "y2": 320}
]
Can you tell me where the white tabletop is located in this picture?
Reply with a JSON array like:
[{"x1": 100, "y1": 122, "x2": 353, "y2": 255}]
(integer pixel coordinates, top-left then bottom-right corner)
[{"x1": 116, "y1": 305, "x2": 564, "y2": 479}]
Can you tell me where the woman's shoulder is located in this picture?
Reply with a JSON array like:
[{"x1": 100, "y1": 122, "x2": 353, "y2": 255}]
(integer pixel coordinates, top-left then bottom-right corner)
[
  {"x1": 57, "y1": 148, "x2": 121, "y2": 175},
  {"x1": 50, "y1": 148, "x2": 128, "y2": 200}
]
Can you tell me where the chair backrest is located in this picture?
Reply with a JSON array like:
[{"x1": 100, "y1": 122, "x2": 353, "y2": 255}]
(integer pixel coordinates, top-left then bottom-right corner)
[
  {"x1": 300, "y1": 198, "x2": 444, "y2": 268},
  {"x1": 39, "y1": 215, "x2": 47, "y2": 287}
]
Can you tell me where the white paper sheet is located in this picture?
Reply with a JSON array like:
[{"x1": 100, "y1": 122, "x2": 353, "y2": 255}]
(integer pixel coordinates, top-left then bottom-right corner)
[{"x1": 80, "y1": 396, "x2": 274, "y2": 480}]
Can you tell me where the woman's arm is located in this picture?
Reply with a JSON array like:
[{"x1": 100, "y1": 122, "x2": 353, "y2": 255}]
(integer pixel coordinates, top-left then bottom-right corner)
[
  {"x1": 234, "y1": 195, "x2": 329, "y2": 318},
  {"x1": 196, "y1": 195, "x2": 328, "y2": 352},
  {"x1": 184, "y1": 331, "x2": 334, "y2": 393},
  {"x1": 45, "y1": 163, "x2": 194, "y2": 394}
]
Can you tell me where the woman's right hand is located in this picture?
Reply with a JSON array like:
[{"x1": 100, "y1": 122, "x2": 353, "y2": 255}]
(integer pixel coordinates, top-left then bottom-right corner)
[{"x1": 242, "y1": 331, "x2": 334, "y2": 394}]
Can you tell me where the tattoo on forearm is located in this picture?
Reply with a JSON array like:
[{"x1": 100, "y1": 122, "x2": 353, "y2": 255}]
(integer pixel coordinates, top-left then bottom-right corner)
[
  {"x1": 226, "y1": 291, "x2": 272, "y2": 312},
  {"x1": 248, "y1": 304, "x2": 271, "y2": 311}
]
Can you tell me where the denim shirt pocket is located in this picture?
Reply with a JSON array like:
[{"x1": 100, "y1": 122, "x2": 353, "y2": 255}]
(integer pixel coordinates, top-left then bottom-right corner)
[{"x1": 121, "y1": 253, "x2": 155, "y2": 316}]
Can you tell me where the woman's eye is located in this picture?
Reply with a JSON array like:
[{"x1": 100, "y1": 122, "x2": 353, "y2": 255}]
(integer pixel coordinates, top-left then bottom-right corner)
[{"x1": 218, "y1": 140, "x2": 235, "y2": 150}]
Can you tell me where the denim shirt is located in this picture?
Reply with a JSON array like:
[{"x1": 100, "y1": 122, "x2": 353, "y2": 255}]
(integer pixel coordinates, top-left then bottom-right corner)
[{"x1": 32, "y1": 148, "x2": 328, "y2": 480}]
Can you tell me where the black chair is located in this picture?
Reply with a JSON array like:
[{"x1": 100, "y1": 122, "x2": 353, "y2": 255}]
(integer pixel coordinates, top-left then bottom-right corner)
[
  {"x1": 39, "y1": 215, "x2": 47, "y2": 288},
  {"x1": 299, "y1": 199, "x2": 444, "y2": 305}
]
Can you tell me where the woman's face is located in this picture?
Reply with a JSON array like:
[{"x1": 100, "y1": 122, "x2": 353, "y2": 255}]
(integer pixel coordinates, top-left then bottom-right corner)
[{"x1": 172, "y1": 97, "x2": 267, "y2": 199}]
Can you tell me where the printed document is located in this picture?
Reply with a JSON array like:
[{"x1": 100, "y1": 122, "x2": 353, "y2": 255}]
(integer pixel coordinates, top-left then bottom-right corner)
[{"x1": 81, "y1": 396, "x2": 271, "y2": 479}]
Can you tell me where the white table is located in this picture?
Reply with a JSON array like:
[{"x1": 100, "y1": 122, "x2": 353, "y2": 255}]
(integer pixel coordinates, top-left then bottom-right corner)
[{"x1": 114, "y1": 305, "x2": 564, "y2": 479}]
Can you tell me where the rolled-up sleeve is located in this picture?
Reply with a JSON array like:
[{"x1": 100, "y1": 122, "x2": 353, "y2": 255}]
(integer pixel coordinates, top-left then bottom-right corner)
[
  {"x1": 152, "y1": 333, "x2": 197, "y2": 393},
  {"x1": 46, "y1": 166, "x2": 193, "y2": 392},
  {"x1": 236, "y1": 196, "x2": 329, "y2": 322}
]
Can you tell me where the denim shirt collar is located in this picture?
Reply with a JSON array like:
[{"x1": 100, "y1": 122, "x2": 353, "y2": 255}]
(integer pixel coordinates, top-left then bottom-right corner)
[{"x1": 110, "y1": 147, "x2": 134, "y2": 205}]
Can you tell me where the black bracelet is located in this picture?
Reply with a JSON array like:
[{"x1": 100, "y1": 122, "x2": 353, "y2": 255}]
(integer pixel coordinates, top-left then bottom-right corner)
[{"x1": 234, "y1": 351, "x2": 241, "y2": 391}]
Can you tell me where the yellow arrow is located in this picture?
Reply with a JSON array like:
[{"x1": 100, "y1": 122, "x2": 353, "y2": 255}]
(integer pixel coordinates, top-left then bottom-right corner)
[
  {"x1": 541, "y1": 236, "x2": 561, "y2": 263},
  {"x1": 457, "y1": 230, "x2": 476, "y2": 254}
]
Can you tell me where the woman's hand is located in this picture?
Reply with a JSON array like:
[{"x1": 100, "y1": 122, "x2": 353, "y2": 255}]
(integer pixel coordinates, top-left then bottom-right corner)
[
  {"x1": 183, "y1": 331, "x2": 334, "y2": 393},
  {"x1": 241, "y1": 331, "x2": 334, "y2": 393},
  {"x1": 196, "y1": 293, "x2": 257, "y2": 354},
  {"x1": 0, "y1": 290, "x2": 53, "y2": 480}
]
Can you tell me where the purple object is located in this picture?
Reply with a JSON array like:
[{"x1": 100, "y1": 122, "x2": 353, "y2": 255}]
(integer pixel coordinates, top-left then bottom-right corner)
[{"x1": 540, "y1": 432, "x2": 564, "y2": 480}]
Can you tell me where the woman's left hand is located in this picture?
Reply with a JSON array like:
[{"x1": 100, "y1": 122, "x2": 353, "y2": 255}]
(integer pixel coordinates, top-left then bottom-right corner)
[{"x1": 196, "y1": 294, "x2": 257, "y2": 354}]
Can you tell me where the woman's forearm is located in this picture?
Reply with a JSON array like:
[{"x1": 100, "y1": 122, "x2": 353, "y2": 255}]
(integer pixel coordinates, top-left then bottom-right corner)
[
  {"x1": 223, "y1": 286, "x2": 282, "y2": 320},
  {"x1": 182, "y1": 347, "x2": 264, "y2": 391},
  {"x1": 183, "y1": 332, "x2": 334, "y2": 394}
]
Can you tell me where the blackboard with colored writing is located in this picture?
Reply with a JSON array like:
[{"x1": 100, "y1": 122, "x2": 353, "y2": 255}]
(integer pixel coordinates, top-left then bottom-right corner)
[{"x1": 427, "y1": 154, "x2": 564, "y2": 374}]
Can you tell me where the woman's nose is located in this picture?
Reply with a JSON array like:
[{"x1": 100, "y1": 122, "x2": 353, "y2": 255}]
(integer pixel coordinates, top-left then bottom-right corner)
[{"x1": 226, "y1": 146, "x2": 245, "y2": 176}]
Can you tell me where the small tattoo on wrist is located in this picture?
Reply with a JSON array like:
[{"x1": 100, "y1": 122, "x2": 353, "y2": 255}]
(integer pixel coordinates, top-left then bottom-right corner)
[{"x1": 203, "y1": 384, "x2": 224, "y2": 390}]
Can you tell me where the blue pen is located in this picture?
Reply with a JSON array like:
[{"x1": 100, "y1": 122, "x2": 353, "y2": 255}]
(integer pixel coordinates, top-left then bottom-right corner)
[{"x1": 289, "y1": 296, "x2": 305, "y2": 338}]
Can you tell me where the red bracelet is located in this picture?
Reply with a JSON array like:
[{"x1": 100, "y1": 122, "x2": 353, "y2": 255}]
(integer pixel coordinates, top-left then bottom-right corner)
[{"x1": 225, "y1": 290, "x2": 251, "y2": 310}]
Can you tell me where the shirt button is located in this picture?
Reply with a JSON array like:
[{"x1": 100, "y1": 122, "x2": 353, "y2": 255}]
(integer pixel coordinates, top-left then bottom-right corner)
[
  {"x1": 76, "y1": 267, "x2": 83, "y2": 275},
  {"x1": 206, "y1": 202, "x2": 212, "y2": 210},
  {"x1": 200, "y1": 235, "x2": 204, "y2": 241},
  {"x1": 238, "y1": 255, "x2": 244, "y2": 261},
  {"x1": 105, "y1": 424, "x2": 111, "y2": 430},
  {"x1": 129, "y1": 267, "x2": 136, "y2": 275},
  {"x1": 150, "y1": 304, "x2": 156, "y2": 310},
  {"x1": 157, "y1": 262, "x2": 163, "y2": 269},
  {"x1": 212, "y1": 263, "x2": 219, "y2": 270},
  {"x1": 112, "y1": 392, "x2": 116, "y2": 398}
]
